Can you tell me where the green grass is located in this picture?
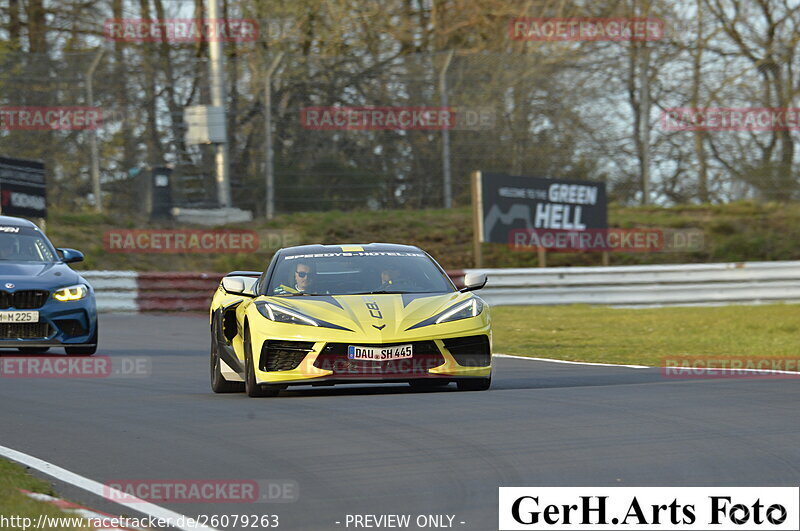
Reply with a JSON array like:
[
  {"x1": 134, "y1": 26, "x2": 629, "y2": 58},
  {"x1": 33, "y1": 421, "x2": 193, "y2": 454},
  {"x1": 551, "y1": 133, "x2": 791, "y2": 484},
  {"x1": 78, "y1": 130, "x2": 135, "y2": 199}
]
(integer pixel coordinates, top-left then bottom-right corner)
[
  {"x1": 0, "y1": 458, "x2": 86, "y2": 530},
  {"x1": 492, "y1": 303, "x2": 800, "y2": 367},
  {"x1": 37, "y1": 200, "x2": 800, "y2": 272}
]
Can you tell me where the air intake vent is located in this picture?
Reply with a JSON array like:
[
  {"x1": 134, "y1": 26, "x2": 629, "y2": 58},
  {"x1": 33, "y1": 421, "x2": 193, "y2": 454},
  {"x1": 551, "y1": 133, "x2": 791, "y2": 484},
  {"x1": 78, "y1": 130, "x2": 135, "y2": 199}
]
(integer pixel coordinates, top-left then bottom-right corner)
[
  {"x1": 0, "y1": 323, "x2": 52, "y2": 339},
  {"x1": 260, "y1": 340, "x2": 314, "y2": 371},
  {"x1": 442, "y1": 335, "x2": 491, "y2": 367},
  {"x1": 0, "y1": 290, "x2": 50, "y2": 310}
]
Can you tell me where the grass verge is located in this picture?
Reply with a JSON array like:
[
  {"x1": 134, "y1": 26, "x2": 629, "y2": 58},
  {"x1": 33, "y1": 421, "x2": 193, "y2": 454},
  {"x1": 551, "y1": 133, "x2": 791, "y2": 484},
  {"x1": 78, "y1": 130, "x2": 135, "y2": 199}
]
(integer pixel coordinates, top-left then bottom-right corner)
[
  {"x1": 0, "y1": 458, "x2": 86, "y2": 530},
  {"x1": 491, "y1": 303, "x2": 800, "y2": 367},
  {"x1": 39, "y1": 200, "x2": 800, "y2": 272}
]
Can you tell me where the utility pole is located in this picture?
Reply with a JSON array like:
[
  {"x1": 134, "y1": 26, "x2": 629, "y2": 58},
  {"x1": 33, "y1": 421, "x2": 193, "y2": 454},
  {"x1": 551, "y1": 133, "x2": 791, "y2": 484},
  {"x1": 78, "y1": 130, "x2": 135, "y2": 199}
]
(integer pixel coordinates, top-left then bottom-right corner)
[
  {"x1": 86, "y1": 47, "x2": 104, "y2": 212},
  {"x1": 208, "y1": 0, "x2": 231, "y2": 208},
  {"x1": 439, "y1": 51, "x2": 454, "y2": 208},
  {"x1": 264, "y1": 53, "x2": 283, "y2": 220},
  {"x1": 640, "y1": 43, "x2": 651, "y2": 205}
]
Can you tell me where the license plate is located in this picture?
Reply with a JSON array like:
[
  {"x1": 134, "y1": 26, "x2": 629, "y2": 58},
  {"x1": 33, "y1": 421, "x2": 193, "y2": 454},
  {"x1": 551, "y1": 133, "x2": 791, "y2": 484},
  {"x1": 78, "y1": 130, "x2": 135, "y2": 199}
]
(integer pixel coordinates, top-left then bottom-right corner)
[
  {"x1": 0, "y1": 311, "x2": 39, "y2": 323},
  {"x1": 348, "y1": 344, "x2": 413, "y2": 361}
]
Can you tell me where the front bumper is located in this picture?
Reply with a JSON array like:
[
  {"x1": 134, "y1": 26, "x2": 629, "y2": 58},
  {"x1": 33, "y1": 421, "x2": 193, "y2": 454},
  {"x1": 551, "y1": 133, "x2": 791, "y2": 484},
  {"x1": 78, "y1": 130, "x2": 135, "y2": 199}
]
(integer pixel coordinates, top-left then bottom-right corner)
[
  {"x1": 249, "y1": 327, "x2": 492, "y2": 386},
  {"x1": 0, "y1": 296, "x2": 97, "y2": 349}
]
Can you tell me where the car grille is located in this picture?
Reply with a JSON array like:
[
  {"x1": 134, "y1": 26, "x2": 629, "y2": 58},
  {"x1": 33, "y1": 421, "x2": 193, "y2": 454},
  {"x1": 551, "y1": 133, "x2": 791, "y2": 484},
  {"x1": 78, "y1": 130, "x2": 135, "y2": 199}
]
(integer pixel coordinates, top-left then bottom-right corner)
[
  {"x1": 0, "y1": 322, "x2": 52, "y2": 339},
  {"x1": 54, "y1": 319, "x2": 88, "y2": 337},
  {"x1": 0, "y1": 290, "x2": 50, "y2": 310},
  {"x1": 259, "y1": 340, "x2": 314, "y2": 372},
  {"x1": 315, "y1": 341, "x2": 444, "y2": 377},
  {"x1": 442, "y1": 335, "x2": 491, "y2": 367}
]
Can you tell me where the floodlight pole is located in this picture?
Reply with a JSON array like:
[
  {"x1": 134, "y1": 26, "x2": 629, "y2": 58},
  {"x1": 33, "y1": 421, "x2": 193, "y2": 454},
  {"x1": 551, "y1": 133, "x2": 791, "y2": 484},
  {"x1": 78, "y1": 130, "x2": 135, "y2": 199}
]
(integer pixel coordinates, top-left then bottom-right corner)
[
  {"x1": 86, "y1": 47, "x2": 104, "y2": 212},
  {"x1": 209, "y1": 0, "x2": 231, "y2": 208},
  {"x1": 264, "y1": 52, "x2": 283, "y2": 220},
  {"x1": 439, "y1": 51, "x2": 454, "y2": 208}
]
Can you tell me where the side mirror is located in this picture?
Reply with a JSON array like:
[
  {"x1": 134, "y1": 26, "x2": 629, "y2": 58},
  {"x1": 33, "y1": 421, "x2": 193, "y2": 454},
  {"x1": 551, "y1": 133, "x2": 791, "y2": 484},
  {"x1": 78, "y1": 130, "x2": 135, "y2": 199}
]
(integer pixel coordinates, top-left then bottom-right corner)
[
  {"x1": 459, "y1": 272, "x2": 487, "y2": 292},
  {"x1": 57, "y1": 248, "x2": 85, "y2": 264},
  {"x1": 221, "y1": 276, "x2": 256, "y2": 297}
]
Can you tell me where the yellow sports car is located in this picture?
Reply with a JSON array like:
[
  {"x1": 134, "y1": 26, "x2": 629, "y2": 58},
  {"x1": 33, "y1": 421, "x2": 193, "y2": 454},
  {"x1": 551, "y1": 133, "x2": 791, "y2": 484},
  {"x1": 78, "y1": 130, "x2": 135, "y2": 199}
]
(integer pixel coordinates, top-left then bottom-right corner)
[{"x1": 209, "y1": 244, "x2": 492, "y2": 397}]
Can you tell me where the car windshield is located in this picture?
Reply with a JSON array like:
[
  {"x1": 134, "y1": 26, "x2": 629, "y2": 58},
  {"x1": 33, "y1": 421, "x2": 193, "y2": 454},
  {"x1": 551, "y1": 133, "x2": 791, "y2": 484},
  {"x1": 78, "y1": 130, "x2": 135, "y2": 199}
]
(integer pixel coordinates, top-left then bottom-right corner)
[
  {"x1": 266, "y1": 250, "x2": 455, "y2": 296},
  {"x1": 0, "y1": 226, "x2": 57, "y2": 262}
]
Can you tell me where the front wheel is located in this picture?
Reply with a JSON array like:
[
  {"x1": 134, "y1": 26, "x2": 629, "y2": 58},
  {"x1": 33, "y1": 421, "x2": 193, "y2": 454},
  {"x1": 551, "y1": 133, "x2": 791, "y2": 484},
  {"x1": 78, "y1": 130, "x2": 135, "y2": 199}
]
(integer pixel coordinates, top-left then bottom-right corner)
[
  {"x1": 210, "y1": 328, "x2": 244, "y2": 393},
  {"x1": 456, "y1": 376, "x2": 491, "y2": 391},
  {"x1": 244, "y1": 327, "x2": 280, "y2": 398},
  {"x1": 65, "y1": 328, "x2": 98, "y2": 356}
]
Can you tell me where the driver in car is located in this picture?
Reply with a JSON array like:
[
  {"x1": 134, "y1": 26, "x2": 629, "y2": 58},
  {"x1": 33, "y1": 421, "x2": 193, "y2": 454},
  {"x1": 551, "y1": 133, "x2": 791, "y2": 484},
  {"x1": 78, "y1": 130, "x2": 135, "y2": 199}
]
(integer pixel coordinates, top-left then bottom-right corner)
[
  {"x1": 378, "y1": 266, "x2": 402, "y2": 290},
  {"x1": 274, "y1": 261, "x2": 315, "y2": 294}
]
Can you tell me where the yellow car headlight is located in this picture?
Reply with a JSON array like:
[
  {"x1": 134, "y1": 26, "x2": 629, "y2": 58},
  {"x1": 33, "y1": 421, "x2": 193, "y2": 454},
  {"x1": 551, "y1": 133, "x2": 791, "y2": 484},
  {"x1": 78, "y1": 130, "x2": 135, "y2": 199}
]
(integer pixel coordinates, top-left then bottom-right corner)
[{"x1": 54, "y1": 284, "x2": 88, "y2": 302}]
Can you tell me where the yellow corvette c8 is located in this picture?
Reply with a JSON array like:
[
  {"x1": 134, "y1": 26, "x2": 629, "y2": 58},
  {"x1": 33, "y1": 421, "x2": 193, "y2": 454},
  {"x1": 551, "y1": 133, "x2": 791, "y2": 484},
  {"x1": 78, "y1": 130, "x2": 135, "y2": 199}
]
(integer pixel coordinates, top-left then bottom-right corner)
[{"x1": 209, "y1": 243, "x2": 492, "y2": 397}]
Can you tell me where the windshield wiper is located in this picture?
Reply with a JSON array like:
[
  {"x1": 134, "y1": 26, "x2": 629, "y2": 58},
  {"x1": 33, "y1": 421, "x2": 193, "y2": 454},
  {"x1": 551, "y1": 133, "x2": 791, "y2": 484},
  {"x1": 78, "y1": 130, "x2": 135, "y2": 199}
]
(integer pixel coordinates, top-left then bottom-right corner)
[{"x1": 350, "y1": 290, "x2": 408, "y2": 295}]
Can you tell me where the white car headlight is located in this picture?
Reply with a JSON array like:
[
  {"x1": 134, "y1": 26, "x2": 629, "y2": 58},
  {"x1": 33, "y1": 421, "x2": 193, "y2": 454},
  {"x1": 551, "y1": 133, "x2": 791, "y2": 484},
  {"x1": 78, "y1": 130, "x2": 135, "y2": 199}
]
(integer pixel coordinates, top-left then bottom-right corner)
[
  {"x1": 435, "y1": 298, "x2": 484, "y2": 324},
  {"x1": 256, "y1": 302, "x2": 319, "y2": 327},
  {"x1": 255, "y1": 301, "x2": 352, "y2": 331},
  {"x1": 408, "y1": 297, "x2": 485, "y2": 330},
  {"x1": 54, "y1": 284, "x2": 88, "y2": 302}
]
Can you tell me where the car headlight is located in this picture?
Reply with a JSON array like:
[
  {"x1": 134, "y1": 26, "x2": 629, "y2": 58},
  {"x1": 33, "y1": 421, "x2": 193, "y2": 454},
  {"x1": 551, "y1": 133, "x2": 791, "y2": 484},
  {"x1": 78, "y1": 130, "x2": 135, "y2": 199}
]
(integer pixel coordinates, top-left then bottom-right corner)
[
  {"x1": 407, "y1": 297, "x2": 484, "y2": 330},
  {"x1": 257, "y1": 301, "x2": 319, "y2": 326},
  {"x1": 254, "y1": 301, "x2": 353, "y2": 331},
  {"x1": 436, "y1": 298, "x2": 484, "y2": 324},
  {"x1": 53, "y1": 284, "x2": 88, "y2": 302}
]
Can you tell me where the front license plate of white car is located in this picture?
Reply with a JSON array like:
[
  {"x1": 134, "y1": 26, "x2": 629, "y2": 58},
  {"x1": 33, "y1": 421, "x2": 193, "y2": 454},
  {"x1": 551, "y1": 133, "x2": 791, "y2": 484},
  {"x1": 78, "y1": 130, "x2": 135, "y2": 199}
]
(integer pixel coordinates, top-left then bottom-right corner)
[
  {"x1": 0, "y1": 311, "x2": 39, "y2": 323},
  {"x1": 348, "y1": 344, "x2": 413, "y2": 361}
]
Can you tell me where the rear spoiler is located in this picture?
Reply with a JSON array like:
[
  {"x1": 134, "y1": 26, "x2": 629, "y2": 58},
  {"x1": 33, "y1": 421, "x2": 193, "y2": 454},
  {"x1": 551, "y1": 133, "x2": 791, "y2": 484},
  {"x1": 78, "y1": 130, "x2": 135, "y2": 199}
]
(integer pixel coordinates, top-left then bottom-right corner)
[{"x1": 225, "y1": 270, "x2": 261, "y2": 277}]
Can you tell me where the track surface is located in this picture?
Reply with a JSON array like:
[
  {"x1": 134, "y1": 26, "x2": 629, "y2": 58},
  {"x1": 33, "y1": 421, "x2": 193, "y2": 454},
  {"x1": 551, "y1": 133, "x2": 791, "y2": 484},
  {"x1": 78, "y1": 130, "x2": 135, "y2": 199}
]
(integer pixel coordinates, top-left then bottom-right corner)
[{"x1": 1, "y1": 313, "x2": 800, "y2": 530}]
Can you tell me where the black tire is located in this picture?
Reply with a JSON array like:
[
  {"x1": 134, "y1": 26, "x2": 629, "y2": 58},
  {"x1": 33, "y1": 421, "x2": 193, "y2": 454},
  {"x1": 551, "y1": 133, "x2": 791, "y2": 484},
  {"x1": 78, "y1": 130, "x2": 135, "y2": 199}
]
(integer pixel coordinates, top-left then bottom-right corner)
[
  {"x1": 409, "y1": 380, "x2": 450, "y2": 391},
  {"x1": 244, "y1": 327, "x2": 279, "y2": 398},
  {"x1": 210, "y1": 327, "x2": 245, "y2": 393},
  {"x1": 65, "y1": 328, "x2": 98, "y2": 356},
  {"x1": 456, "y1": 375, "x2": 491, "y2": 391},
  {"x1": 17, "y1": 347, "x2": 50, "y2": 354}
]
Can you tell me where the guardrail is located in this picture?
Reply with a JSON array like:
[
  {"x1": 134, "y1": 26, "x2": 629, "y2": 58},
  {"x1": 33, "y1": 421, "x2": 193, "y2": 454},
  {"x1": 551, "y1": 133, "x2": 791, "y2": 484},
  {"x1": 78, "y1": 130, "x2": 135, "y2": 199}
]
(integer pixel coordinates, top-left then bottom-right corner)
[
  {"x1": 462, "y1": 260, "x2": 800, "y2": 306},
  {"x1": 81, "y1": 261, "x2": 800, "y2": 312},
  {"x1": 81, "y1": 271, "x2": 138, "y2": 312}
]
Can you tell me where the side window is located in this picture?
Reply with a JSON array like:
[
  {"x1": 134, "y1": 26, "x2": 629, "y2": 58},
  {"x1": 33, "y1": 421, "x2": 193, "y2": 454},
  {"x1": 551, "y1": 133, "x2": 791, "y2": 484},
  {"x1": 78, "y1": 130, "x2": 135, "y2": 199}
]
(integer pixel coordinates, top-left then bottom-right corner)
[{"x1": 258, "y1": 253, "x2": 280, "y2": 294}]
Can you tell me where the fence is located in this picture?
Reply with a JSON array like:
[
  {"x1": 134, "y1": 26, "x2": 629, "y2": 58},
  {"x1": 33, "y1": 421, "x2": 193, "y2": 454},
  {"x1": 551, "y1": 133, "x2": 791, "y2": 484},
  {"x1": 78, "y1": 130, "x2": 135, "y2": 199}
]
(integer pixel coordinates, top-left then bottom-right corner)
[
  {"x1": 3, "y1": 21, "x2": 796, "y2": 219},
  {"x1": 84, "y1": 260, "x2": 800, "y2": 313}
]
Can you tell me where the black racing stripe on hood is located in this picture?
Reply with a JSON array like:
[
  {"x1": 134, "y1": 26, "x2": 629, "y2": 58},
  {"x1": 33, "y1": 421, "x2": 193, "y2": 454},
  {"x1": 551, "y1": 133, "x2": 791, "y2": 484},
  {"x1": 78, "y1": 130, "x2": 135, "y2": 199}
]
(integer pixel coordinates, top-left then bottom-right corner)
[
  {"x1": 312, "y1": 295, "x2": 344, "y2": 309},
  {"x1": 401, "y1": 293, "x2": 444, "y2": 308}
]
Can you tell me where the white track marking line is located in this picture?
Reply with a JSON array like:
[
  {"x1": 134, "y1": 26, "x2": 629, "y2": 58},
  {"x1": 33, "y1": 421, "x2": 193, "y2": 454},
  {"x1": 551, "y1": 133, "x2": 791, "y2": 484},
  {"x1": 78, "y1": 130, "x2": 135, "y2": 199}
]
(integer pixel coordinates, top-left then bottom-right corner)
[
  {"x1": 493, "y1": 353, "x2": 649, "y2": 369},
  {"x1": 493, "y1": 353, "x2": 800, "y2": 375},
  {"x1": 24, "y1": 491, "x2": 144, "y2": 530},
  {"x1": 0, "y1": 444, "x2": 218, "y2": 531}
]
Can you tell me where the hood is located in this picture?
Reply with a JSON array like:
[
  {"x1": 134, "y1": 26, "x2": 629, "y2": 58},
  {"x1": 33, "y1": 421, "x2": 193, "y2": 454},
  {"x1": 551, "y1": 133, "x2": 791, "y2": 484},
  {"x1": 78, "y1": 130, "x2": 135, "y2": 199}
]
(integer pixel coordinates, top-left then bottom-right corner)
[
  {"x1": 260, "y1": 291, "x2": 478, "y2": 340},
  {"x1": 0, "y1": 261, "x2": 82, "y2": 290}
]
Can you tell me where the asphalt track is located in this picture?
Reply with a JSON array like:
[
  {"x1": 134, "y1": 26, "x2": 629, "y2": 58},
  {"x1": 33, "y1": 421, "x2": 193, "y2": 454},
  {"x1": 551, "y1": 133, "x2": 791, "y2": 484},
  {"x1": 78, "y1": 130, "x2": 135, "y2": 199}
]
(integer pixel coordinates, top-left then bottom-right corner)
[{"x1": 1, "y1": 313, "x2": 800, "y2": 530}]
